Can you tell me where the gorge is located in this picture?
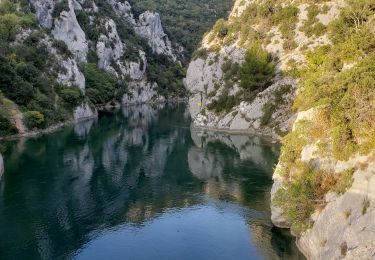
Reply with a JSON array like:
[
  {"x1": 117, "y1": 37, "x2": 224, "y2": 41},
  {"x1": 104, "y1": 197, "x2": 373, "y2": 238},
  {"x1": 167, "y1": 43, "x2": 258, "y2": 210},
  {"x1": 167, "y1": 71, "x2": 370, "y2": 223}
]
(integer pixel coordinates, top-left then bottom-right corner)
[{"x1": 1, "y1": 0, "x2": 375, "y2": 259}]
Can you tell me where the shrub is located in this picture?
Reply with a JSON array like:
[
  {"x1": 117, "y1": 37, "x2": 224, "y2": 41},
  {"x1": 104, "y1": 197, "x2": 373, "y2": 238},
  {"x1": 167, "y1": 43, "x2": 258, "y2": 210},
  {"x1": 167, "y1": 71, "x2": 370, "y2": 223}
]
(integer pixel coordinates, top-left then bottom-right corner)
[
  {"x1": 24, "y1": 111, "x2": 45, "y2": 129},
  {"x1": 275, "y1": 165, "x2": 355, "y2": 234},
  {"x1": 53, "y1": 0, "x2": 69, "y2": 18},
  {"x1": 0, "y1": 114, "x2": 18, "y2": 136},
  {"x1": 240, "y1": 43, "x2": 275, "y2": 91},
  {"x1": 81, "y1": 63, "x2": 117, "y2": 105},
  {"x1": 53, "y1": 40, "x2": 72, "y2": 57},
  {"x1": 192, "y1": 48, "x2": 208, "y2": 60},
  {"x1": 57, "y1": 87, "x2": 83, "y2": 106},
  {"x1": 207, "y1": 94, "x2": 238, "y2": 113}
]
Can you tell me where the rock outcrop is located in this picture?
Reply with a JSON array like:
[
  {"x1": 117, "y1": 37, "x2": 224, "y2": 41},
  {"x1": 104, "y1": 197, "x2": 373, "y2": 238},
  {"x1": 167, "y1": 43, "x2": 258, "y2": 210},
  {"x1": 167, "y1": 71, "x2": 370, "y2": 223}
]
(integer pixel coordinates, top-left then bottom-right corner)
[
  {"x1": 29, "y1": 0, "x2": 55, "y2": 28},
  {"x1": 57, "y1": 57, "x2": 86, "y2": 91},
  {"x1": 186, "y1": 0, "x2": 375, "y2": 258},
  {"x1": 106, "y1": 0, "x2": 135, "y2": 24},
  {"x1": 73, "y1": 103, "x2": 97, "y2": 122},
  {"x1": 96, "y1": 18, "x2": 124, "y2": 72},
  {"x1": 52, "y1": 0, "x2": 88, "y2": 62},
  {"x1": 271, "y1": 109, "x2": 375, "y2": 259},
  {"x1": 122, "y1": 81, "x2": 165, "y2": 105},
  {"x1": 185, "y1": 0, "x2": 345, "y2": 139},
  {"x1": 134, "y1": 11, "x2": 177, "y2": 61},
  {"x1": 298, "y1": 161, "x2": 375, "y2": 259}
]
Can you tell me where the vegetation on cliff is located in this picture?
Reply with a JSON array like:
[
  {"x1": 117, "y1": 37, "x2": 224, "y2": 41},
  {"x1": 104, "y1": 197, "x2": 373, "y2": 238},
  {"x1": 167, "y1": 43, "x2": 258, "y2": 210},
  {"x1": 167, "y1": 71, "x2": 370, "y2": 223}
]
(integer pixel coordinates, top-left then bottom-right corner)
[
  {"x1": 127, "y1": 0, "x2": 234, "y2": 60},
  {"x1": 191, "y1": 0, "x2": 375, "y2": 234},
  {"x1": 275, "y1": 0, "x2": 375, "y2": 233}
]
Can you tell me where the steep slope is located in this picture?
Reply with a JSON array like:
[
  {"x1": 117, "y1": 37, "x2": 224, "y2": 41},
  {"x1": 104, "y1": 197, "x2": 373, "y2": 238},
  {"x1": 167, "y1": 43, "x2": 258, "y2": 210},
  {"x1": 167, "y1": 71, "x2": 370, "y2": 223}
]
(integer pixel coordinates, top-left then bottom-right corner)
[
  {"x1": 186, "y1": 0, "x2": 375, "y2": 258},
  {"x1": 127, "y1": 0, "x2": 234, "y2": 62},
  {"x1": 0, "y1": 0, "x2": 186, "y2": 139}
]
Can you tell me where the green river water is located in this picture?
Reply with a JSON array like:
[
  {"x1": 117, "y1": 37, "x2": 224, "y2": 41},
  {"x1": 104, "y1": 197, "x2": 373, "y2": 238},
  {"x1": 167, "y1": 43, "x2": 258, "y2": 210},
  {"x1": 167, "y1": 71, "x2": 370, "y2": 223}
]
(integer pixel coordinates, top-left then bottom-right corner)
[{"x1": 0, "y1": 103, "x2": 304, "y2": 259}]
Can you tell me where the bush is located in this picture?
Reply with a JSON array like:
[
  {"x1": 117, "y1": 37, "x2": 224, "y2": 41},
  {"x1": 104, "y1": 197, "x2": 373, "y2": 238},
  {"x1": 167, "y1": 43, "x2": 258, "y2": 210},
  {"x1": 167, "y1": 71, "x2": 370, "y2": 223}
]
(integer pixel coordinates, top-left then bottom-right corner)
[
  {"x1": 57, "y1": 87, "x2": 83, "y2": 106},
  {"x1": 275, "y1": 164, "x2": 355, "y2": 234},
  {"x1": 53, "y1": 40, "x2": 72, "y2": 57},
  {"x1": 193, "y1": 48, "x2": 208, "y2": 60},
  {"x1": 53, "y1": 0, "x2": 69, "y2": 18},
  {"x1": 240, "y1": 44, "x2": 275, "y2": 91},
  {"x1": 0, "y1": 0, "x2": 35, "y2": 42},
  {"x1": 207, "y1": 94, "x2": 238, "y2": 113},
  {"x1": 82, "y1": 63, "x2": 118, "y2": 104},
  {"x1": 24, "y1": 111, "x2": 45, "y2": 129},
  {"x1": 0, "y1": 114, "x2": 18, "y2": 136}
]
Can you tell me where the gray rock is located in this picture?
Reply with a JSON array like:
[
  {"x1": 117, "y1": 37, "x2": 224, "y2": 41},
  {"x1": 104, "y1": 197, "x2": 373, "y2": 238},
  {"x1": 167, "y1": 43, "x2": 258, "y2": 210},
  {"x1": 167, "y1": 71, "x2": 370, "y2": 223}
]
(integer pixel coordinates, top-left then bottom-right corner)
[
  {"x1": 29, "y1": 0, "x2": 55, "y2": 28},
  {"x1": 73, "y1": 103, "x2": 97, "y2": 122},
  {"x1": 270, "y1": 163, "x2": 291, "y2": 228},
  {"x1": 41, "y1": 35, "x2": 86, "y2": 91},
  {"x1": 122, "y1": 81, "x2": 165, "y2": 105},
  {"x1": 185, "y1": 43, "x2": 296, "y2": 138},
  {"x1": 106, "y1": 0, "x2": 136, "y2": 24},
  {"x1": 57, "y1": 58, "x2": 85, "y2": 91},
  {"x1": 134, "y1": 11, "x2": 176, "y2": 60},
  {"x1": 297, "y1": 161, "x2": 375, "y2": 260},
  {"x1": 96, "y1": 18, "x2": 124, "y2": 72},
  {"x1": 52, "y1": 0, "x2": 88, "y2": 62}
]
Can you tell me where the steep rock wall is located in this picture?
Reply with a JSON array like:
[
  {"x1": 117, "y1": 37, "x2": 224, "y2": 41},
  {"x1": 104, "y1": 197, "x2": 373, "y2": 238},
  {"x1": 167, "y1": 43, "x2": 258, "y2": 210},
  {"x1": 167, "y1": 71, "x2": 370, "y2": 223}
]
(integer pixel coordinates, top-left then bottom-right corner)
[{"x1": 186, "y1": 0, "x2": 375, "y2": 259}]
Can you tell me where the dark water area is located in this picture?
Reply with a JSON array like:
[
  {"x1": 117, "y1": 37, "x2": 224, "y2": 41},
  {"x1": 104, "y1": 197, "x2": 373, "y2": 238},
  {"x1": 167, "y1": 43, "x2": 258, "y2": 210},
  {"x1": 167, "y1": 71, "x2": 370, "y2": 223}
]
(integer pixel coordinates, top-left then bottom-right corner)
[{"x1": 0, "y1": 103, "x2": 304, "y2": 259}]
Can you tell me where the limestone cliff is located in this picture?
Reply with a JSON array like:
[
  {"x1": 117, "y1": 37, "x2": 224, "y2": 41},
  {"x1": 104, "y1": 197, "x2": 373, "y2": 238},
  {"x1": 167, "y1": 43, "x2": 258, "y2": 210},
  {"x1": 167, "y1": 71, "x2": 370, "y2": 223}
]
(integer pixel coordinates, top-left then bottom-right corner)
[
  {"x1": 186, "y1": 0, "x2": 375, "y2": 258},
  {"x1": 0, "y1": 0, "x2": 184, "y2": 140},
  {"x1": 185, "y1": 0, "x2": 345, "y2": 139}
]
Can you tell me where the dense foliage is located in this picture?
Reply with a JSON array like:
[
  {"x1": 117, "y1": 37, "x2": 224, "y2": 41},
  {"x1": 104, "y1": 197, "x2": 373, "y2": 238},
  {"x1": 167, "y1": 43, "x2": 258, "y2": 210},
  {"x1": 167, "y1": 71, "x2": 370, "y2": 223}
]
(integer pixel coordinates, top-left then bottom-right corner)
[
  {"x1": 240, "y1": 44, "x2": 275, "y2": 91},
  {"x1": 82, "y1": 63, "x2": 118, "y2": 105},
  {"x1": 0, "y1": 1, "x2": 75, "y2": 130}
]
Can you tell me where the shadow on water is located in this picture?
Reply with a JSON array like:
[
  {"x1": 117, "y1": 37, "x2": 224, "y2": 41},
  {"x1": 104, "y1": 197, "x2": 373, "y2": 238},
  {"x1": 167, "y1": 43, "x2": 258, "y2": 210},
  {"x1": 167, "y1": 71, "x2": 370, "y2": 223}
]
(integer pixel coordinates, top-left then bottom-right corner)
[{"x1": 0, "y1": 103, "x2": 304, "y2": 260}]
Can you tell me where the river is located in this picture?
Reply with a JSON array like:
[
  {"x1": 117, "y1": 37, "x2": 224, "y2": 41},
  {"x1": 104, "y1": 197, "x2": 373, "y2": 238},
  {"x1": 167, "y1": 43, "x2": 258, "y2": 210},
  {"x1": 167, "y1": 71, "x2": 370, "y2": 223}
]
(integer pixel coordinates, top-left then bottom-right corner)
[{"x1": 0, "y1": 103, "x2": 304, "y2": 259}]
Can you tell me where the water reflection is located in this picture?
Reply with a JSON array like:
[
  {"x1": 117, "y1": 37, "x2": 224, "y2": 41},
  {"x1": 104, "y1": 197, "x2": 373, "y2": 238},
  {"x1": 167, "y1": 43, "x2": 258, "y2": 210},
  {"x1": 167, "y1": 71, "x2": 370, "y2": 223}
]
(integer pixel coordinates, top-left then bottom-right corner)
[{"x1": 0, "y1": 104, "x2": 303, "y2": 259}]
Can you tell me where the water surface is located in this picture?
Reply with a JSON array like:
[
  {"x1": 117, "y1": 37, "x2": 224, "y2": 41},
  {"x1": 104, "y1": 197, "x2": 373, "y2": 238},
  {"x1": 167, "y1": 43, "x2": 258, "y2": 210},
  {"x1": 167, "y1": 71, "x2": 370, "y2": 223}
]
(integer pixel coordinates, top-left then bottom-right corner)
[{"x1": 0, "y1": 104, "x2": 303, "y2": 259}]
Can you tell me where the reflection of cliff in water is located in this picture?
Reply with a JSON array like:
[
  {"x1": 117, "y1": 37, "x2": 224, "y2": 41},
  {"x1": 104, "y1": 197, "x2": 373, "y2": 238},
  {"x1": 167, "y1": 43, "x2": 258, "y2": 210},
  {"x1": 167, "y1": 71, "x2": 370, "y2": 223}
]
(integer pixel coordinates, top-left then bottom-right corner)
[
  {"x1": 0, "y1": 103, "x2": 302, "y2": 259},
  {"x1": 188, "y1": 127, "x2": 280, "y2": 209},
  {"x1": 0, "y1": 104, "x2": 197, "y2": 259},
  {"x1": 188, "y1": 128, "x2": 302, "y2": 259}
]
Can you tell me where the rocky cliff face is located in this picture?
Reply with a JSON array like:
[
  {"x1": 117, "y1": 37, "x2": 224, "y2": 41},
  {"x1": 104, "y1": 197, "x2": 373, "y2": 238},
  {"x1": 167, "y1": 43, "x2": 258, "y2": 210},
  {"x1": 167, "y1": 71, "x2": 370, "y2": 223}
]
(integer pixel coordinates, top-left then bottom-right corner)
[
  {"x1": 1, "y1": 0, "x2": 183, "y2": 137},
  {"x1": 185, "y1": 0, "x2": 346, "y2": 139},
  {"x1": 134, "y1": 11, "x2": 177, "y2": 61},
  {"x1": 0, "y1": 0, "x2": 187, "y2": 182},
  {"x1": 52, "y1": 0, "x2": 89, "y2": 62},
  {"x1": 186, "y1": 0, "x2": 375, "y2": 258}
]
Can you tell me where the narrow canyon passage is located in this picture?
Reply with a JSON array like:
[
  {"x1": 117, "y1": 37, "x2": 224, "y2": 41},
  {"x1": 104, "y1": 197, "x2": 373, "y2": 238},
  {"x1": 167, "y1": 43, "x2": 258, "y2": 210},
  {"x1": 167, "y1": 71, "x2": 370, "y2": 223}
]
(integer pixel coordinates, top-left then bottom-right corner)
[{"x1": 0, "y1": 104, "x2": 303, "y2": 259}]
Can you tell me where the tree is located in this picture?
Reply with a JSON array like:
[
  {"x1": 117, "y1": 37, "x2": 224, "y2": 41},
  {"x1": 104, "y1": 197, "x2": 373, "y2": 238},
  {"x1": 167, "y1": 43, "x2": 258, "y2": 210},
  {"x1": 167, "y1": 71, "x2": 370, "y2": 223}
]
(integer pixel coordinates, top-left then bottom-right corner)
[
  {"x1": 240, "y1": 43, "x2": 275, "y2": 91},
  {"x1": 344, "y1": 0, "x2": 375, "y2": 30}
]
